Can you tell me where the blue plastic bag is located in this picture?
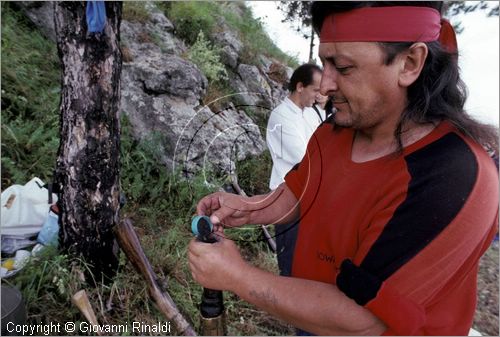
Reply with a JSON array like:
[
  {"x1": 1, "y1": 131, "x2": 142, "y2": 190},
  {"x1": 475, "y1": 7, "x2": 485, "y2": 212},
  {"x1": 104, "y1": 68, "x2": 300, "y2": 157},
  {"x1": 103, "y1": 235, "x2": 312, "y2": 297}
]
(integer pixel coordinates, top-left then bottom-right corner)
[
  {"x1": 86, "y1": 1, "x2": 107, "y2": 33},
  {"x1": 37, "y1": 209, "x2": 59, "y2": 246}
]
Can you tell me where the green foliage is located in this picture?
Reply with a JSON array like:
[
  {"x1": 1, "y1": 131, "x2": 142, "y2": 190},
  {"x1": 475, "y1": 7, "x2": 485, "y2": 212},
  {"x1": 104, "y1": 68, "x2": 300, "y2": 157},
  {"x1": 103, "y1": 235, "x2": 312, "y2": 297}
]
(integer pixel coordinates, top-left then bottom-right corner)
[
  {"x1": 235, "y1": 150, "x2": 273, "y2": 197},
  {"x1": 120, "y1": 115, "x2": 220, "y2": 227},
  {"x1": 221, "y1": 4, "x2": 299, "y2": 68},
  {"x1": 188, "y1": 31, "x2": 228, "y2": 84},
  {"x1": 166, "y1": 1, "x2": 218, "y2": 45},
  {"x1": 1, "y1": 116, "x2": 60, "y2": 188},
  {"x1": 202, "y1": 80, "x2": 235, "y2": 111},
  {"x1": 1, "y1": 3, "x2": 290, "y2": 335},
  {"x1": 161, "y1": 1, "x2": 298, "y2": 68},
  {"x1": 122, "y1": 1, "x2": 150, "y2": 23},
  {"x1": 1, "y1": 2, "x2": 60, "y2": 188},
  {"x1": 2, "y1": 247, "x2": 84, "y2": 325}
]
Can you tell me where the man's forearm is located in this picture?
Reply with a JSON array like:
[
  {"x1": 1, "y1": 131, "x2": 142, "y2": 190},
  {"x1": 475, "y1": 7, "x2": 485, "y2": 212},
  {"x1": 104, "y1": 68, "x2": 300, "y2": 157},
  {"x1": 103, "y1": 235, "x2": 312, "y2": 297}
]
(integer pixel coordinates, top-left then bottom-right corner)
[
  {"x1": 248, "y1": 183, "x2": 299, "y2": 225},
  {"x1": 230, "y1": 264, "x2": 386, "y2": 336}
]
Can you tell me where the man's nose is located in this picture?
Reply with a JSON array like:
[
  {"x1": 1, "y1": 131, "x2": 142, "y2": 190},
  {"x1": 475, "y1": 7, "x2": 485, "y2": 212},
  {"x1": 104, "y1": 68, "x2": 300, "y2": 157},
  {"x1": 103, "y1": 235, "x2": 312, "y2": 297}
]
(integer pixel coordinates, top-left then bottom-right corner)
[{"x1": 320, "y1": 68, "x2": 338, "y2": 95}]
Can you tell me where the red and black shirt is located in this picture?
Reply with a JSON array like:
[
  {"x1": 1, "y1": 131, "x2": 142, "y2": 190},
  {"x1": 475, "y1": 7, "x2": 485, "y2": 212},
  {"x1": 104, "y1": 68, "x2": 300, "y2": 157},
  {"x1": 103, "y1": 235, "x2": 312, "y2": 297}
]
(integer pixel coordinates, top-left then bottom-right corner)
[{"x1": 285, "y1": 121, "x2": 498, "y2": 335}]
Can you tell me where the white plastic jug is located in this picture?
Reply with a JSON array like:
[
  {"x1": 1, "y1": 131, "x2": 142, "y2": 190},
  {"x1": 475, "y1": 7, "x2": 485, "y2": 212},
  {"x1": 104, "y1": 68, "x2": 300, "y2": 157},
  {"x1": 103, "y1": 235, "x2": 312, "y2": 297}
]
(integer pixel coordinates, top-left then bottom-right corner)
[{"x1": 1, "y1": 177, "x2": 58, "y2": 238}]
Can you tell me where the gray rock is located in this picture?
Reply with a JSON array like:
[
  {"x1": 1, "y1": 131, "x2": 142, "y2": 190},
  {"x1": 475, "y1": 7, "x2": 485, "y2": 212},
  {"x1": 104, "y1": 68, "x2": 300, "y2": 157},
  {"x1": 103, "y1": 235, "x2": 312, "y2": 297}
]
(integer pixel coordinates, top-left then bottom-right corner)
[
  {"x1": 236, "y1": 64, "x2": 276, "y2": 108},
  {"x1": 149, "y1": 11, "x2": 174, "y2": 32},
  {"x1": 14, "y1": 1, "x2": 56, "y2": 42},
  {"x1": 121, "y1": 75, "x2": 266, "y2": 174},
  {"x1": 121, "y1": 19, "x2": 185, "y2": 58},
  {"x1": 212, "y1": 23, "x2": 244, "y2": 54},
  {"x1": 173, "y1": 104, "x2": 266, "y2": 175},
  {"x1": 127, "y1": 52, "x2": 207, "y2": 105},
  {"x1": 258, "y1": 55, "x2": 273, "y2": 72},
  {"x1": 15, "y1": 0, "x2": 292, "y2": 175},
  {"x1": 220, "y1": 45, "x2": 239, "y2": 69}
]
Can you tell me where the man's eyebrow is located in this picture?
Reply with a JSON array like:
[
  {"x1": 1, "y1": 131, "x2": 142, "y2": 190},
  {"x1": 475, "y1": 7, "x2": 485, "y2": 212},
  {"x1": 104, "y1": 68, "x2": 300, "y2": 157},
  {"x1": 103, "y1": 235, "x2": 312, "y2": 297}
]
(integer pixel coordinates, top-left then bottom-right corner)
[{"x1": 320, "y1": 54, "x2": 353, "y2": 64}]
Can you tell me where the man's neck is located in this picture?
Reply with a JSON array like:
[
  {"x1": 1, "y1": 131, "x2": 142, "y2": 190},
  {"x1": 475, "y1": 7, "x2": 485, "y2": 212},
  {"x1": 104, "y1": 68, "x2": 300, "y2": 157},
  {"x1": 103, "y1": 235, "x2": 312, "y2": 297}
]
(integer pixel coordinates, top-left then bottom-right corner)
[
  {"x1": 288, "y1": 93, "x2": 304, "y2": 110},
  {"x1": 352, "y1": 120, "x2": 436, "y2": 163}
]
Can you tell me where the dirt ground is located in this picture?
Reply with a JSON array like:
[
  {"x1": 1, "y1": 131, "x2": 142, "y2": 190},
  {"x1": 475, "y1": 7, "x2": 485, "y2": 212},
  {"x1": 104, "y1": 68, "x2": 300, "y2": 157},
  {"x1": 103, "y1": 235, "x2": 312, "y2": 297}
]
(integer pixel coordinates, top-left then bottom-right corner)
[{"x1": 473, "y1": 240, "x2": 499, "y2": 336}]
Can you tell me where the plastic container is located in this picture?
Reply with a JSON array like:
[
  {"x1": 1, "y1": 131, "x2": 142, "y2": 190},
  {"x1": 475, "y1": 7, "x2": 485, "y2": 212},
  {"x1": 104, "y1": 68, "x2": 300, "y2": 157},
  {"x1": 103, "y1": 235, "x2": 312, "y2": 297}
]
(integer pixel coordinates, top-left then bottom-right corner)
[
  {"x1": 36, "y1": 206, "x2": 59, "y2": 246},
  {"x1": 13, "y1": 250, "x2": 30, "y2": 270}
]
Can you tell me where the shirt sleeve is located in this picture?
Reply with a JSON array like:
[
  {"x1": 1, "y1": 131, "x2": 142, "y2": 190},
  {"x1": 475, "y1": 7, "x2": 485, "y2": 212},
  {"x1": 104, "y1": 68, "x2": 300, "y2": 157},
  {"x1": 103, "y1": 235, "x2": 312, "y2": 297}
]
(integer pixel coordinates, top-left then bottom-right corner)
[{"x1": 284, "y1": 129, "x2": 321, "y2": 201}]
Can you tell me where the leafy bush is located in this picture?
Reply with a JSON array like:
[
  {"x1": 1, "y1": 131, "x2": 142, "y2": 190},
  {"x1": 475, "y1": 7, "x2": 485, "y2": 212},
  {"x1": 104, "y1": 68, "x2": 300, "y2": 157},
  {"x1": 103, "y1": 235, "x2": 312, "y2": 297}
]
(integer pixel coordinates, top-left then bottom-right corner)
[
  {"x1": 162, "y1": 1, "x2": 298, "y2": 68},
  {"x1": 167, "y1": 2, "x2": 218, "y2": 45},
  {"x1": 187, "y1": 31, "x2": 228, "y2": 84}
]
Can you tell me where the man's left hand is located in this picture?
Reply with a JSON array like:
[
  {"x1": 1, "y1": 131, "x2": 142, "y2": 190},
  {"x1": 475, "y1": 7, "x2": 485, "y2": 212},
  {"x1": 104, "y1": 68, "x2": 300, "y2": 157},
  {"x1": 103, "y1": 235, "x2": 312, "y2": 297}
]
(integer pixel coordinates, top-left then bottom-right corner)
[{"x1": 188, "y1": 232, "x2": 248, "y2": 291}]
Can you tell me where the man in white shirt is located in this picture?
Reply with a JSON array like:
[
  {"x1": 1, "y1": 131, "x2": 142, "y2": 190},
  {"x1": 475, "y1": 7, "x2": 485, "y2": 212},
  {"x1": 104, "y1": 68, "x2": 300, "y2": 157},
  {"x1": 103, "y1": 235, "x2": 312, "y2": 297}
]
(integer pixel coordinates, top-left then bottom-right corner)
[{"x1": 265, "y1": 63, "x2": 325, "y2": 276}]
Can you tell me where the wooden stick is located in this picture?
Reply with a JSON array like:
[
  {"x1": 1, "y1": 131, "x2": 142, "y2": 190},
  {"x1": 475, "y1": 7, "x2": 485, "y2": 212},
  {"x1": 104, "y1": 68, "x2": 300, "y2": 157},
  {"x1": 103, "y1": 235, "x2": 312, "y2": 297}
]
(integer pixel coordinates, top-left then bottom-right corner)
[
  {"x1": 71, "y1": 290, "x2": 103, "y2": 336},
  {"x1": 229, "y1": 176, "x2": 277, "y2": 253},
  {"x1": 114, "y1": 218, "x2": 196, "y2": 336}
]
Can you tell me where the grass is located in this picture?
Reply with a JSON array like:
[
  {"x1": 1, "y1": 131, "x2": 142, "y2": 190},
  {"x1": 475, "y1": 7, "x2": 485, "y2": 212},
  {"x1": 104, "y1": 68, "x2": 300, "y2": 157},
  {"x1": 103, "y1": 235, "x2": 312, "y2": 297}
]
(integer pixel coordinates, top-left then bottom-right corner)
[
  {"x1": 235, "y1": 150, "x2": 273, "y2": 197},
  {"x1": 162, "y1": 2, "x2": 218, "y2": 46},
  {"x1": 122, "y1": 1, "x2": 150, "y2": 23},
  {"x1": 1, "y1": 2, "x2": 61, "y2": 189},
  {"x1": 220, "y1": 3, "x2": 299, "y2": 68},
  {"x1": 159, "y1": 1, "x2": 298, "y2": 68},
  {"x1": 1, "y1": 2, "x2": 292, "y2": 335}
]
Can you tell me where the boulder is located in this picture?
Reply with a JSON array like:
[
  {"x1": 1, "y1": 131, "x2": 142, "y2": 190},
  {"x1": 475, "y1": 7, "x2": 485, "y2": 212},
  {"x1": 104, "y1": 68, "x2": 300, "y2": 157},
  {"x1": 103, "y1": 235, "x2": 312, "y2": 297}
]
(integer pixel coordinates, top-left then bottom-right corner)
[
  {"x1": 13, "y1": 1, "x2": 56, "y2": 42},
  {"x1": 121, "y1": 74, "x2": 266, "y2": 174},
  {"x1": 126, "y1": 52, "x2": 207, "y2": 105},
  {"x1": 121, "y1": 18, "x2": 186, "y2": 58},
  {"x1": 212, "y1": 26, "x2": 244, "y2": 55},
  {"x1": 220, "y1": 45, "x2": 239, "y2": 69},
  {"x1": 236, "y1": 64, "x2": 276, "y2": 108},
  {"x1": 14, "y1": 0, "x2": 293, "y2": 175}
]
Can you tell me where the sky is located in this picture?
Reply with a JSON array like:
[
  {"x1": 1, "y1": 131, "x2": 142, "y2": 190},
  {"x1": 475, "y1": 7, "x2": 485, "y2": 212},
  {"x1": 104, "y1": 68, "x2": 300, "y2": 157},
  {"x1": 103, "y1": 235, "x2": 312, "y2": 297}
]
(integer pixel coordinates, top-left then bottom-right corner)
[{"x1": 246, "y1": 1, "x2": 499, "y2": 127}]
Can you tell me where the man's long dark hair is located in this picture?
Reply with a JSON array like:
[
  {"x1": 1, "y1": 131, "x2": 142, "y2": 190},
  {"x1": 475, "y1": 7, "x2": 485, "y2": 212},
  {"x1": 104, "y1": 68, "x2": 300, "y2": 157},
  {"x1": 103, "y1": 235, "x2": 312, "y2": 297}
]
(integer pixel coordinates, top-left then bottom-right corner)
[{"x1": 311, "y1": 1, "x2": 498, "y2": 155}]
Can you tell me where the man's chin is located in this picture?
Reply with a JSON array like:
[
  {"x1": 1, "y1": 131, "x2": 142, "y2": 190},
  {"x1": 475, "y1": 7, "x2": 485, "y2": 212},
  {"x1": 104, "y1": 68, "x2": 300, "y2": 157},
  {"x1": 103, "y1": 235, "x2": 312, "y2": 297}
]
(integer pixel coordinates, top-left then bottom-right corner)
[{"x1": 333, "y1": 112, "x2": 353, "y2": 128}]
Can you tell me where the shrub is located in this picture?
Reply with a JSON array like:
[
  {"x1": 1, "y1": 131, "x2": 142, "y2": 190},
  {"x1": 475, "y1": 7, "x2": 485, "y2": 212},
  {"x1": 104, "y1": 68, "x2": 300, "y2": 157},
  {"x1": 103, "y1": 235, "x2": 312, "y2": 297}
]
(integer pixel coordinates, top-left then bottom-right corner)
[
  {"x1": 187, "y1": 31, "x2": 228, "y2": 84},
  {"x1": 167, "y1": 2, "x2": 218, "y2": 46}
]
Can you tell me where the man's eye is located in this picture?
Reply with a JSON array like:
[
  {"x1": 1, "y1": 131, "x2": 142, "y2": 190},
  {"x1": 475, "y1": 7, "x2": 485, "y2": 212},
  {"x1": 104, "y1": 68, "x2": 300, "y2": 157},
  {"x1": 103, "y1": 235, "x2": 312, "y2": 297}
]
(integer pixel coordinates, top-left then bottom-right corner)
[{"x1": 336, "y1": 66, "x2": 352, "y2": 74}]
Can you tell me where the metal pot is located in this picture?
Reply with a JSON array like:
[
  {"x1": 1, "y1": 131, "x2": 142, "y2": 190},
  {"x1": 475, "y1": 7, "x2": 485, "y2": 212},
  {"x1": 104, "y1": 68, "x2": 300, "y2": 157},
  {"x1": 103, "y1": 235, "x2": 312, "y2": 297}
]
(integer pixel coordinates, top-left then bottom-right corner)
[{"x1": 1, "y1": 285, "x2": 26, "y2": 336}]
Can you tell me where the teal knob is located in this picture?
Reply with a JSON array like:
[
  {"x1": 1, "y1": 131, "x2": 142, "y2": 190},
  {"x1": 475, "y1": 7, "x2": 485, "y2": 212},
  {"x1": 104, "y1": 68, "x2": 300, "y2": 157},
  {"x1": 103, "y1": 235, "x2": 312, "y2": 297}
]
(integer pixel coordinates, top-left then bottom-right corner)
[{"x1": 191, "y1": 215, "x2": 213, "y2": 238}]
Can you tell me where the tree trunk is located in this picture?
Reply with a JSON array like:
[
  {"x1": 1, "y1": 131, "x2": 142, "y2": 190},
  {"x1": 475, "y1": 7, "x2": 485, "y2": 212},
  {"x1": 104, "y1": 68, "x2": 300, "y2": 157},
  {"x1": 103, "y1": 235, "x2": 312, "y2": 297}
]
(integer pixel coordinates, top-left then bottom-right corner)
[
  {"x1": 308, "y1": 26, "x2": 315, "y2": 63},
  {"x1": 54, "y1": 1, "x2": 122, "y2": 277}
]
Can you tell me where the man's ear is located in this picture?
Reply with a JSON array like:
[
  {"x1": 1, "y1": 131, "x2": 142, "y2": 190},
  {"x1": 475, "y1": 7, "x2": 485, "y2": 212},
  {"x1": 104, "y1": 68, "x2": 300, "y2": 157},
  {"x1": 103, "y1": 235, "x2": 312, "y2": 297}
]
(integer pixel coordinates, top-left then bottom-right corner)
[
  {"x1": 398, "y1": 42, "x2": 428, "y2": 87},
  {"x1": 296, "y1": 82, "x2": 304, "y2": 93}
]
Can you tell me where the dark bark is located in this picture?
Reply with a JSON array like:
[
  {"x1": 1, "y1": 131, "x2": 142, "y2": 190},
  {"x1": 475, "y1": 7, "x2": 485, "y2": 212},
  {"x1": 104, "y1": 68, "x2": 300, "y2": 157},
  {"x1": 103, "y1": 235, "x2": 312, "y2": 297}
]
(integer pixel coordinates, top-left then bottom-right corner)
[
  {"x1": 308, "y1": 26, "x2": 315, "y2": 63},
  {"x1": 54, "y1": 1, "x2": 122, "y2": 277}
]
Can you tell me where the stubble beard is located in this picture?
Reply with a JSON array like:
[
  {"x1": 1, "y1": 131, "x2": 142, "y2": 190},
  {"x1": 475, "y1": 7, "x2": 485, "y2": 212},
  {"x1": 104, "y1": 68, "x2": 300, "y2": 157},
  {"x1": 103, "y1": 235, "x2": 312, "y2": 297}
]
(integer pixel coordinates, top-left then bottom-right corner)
[{"x1": 333, "y1": 108, "x2": 355, "y2": 128}]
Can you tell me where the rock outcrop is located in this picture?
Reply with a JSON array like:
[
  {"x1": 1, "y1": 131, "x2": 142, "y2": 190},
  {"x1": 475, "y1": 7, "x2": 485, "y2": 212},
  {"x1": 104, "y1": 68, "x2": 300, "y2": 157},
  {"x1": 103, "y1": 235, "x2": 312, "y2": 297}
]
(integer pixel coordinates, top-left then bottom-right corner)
[{"x1": 15, "y1": 1, "x2": 292, "y2": 175}]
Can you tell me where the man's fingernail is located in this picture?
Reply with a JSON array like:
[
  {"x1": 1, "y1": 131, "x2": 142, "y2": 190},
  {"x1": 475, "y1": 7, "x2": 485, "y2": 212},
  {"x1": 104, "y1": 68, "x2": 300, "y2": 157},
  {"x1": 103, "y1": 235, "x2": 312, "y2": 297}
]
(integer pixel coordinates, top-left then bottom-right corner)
[{"x1": 211, "y1": 215, "x2": 220, "y2": 224}]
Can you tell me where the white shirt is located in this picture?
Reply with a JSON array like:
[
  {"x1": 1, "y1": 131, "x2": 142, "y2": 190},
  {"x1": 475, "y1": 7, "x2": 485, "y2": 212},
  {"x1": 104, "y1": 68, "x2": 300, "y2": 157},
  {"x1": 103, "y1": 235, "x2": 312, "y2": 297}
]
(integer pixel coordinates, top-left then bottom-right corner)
[{"x1": 266, "y1": 97, "x2": 325, "y2": 190}]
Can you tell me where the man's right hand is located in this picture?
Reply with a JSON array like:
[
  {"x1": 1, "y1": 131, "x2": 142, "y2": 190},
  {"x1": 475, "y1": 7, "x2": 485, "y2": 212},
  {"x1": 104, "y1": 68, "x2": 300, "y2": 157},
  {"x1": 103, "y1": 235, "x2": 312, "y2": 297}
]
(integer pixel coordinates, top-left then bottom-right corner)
[
  {"x1": 196, "y1": 192, "x2": 253, "y2": 229},
  {"x1": 197, "y1": 184, "x2": 300, "y2": 229}
]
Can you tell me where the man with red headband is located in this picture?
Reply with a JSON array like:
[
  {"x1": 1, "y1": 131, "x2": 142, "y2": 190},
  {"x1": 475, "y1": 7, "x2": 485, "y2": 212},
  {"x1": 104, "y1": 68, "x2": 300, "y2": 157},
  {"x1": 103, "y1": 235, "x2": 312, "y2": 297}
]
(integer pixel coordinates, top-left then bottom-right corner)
[{"x1": 188, "y1": 2, "x2": 499, "y2": 335}]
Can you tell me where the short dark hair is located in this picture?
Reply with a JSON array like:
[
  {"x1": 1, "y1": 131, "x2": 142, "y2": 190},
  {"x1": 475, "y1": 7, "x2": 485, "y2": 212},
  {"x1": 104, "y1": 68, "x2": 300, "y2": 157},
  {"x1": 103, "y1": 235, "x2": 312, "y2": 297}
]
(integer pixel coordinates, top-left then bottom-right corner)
[
  {"x1": 311, "y1": 1, "x2": 498, "y2": 155},
  {"x1": 288, "y1": 63, "x2": 322, "y2": 92}
]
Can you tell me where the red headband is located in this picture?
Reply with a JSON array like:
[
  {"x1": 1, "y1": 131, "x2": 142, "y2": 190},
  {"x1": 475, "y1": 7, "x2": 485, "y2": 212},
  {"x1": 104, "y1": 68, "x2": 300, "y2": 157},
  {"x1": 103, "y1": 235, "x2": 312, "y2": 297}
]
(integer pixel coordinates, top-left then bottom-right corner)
[{"x1": 320, "y1": 6, "x2": 457, "y2": 53}]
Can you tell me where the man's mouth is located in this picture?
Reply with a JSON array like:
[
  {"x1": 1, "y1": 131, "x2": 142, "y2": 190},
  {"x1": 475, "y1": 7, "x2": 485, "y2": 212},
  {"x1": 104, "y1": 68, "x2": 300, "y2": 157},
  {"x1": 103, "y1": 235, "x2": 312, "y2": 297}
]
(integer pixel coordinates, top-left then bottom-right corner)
[{"x1": 331, "y1": 96, "x2": 347, "y2": 104}]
